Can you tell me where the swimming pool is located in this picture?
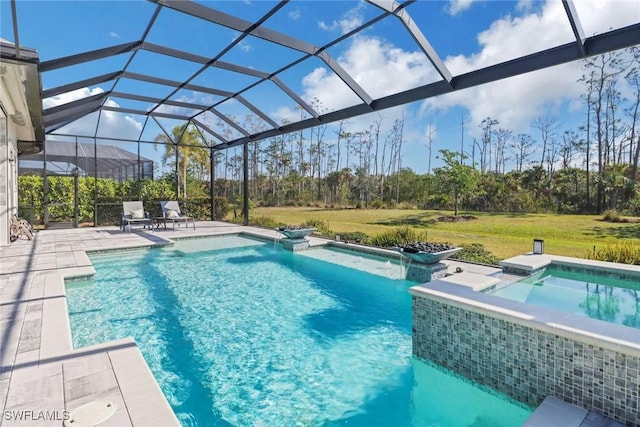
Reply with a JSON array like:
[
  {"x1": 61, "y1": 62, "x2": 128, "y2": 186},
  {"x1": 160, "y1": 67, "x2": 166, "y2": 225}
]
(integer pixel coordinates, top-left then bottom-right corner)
[
  {"x1": 66, "y1": 235, "x2": 531, "y2": 426},
  {"x1": 489, "y1": 264, "x2": 640, "y2": 328}
]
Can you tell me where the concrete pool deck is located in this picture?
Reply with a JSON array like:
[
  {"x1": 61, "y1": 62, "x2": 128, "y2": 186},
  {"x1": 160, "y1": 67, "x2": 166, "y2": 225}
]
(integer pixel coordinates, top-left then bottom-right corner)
[{"x1": 0, "y1": 222, "x2": 627, "y2": 426}]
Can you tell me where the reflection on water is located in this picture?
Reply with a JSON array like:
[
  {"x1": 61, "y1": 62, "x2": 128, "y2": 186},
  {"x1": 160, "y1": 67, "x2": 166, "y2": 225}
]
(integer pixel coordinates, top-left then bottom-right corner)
[
  {"x1": 492, "y1": 267, "x2": 640, "y2": 328},
  {"x1": 579, "y1": 283, "x2": 621, "y2": 323}
]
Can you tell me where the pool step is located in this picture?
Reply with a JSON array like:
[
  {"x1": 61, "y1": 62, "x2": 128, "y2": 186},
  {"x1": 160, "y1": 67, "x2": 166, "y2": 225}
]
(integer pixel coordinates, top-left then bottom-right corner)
[
  {"x1": 523, "y1": 396, "x2": 624, "y2": 427},
  {"x1": 440, "y1": 271, "x2": 500, "y2": 291}
]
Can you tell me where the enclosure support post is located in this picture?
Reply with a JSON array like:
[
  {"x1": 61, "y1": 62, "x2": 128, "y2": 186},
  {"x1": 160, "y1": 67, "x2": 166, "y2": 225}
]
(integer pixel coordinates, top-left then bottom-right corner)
[
  {"x1": 93, "y1": 137, "x2": 98, "y2": 226},
  {"x1": 243, "y1": 142, "x2": 249, "y2": 226},
  {"x1": 93, "y1": 109, "x2": 104, "y2": 227},
  {"x1": 74, "y1": 139, "x2": 79, "y2": 228},
  {"x1": 175, "y1": 143, "x2": 179, "y2": 199},
  {"x1": 137, "y1": 139, "x2": 141, "y2": 180},
  {"x1": 73, "y1": 169, "x2": 79, "y2": 228},
  {"x1": 43, "y1": 136, "x2": 49, "y2": 227},
  {"x1": 210, "y1": 147, "x2": 216, "y2": 220}
]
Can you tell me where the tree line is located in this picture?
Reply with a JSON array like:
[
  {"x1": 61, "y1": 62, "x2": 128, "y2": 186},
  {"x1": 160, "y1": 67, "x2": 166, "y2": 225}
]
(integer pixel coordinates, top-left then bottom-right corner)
[{"x1": 152, "y1": 47, "x2": 640, "y2": 216}]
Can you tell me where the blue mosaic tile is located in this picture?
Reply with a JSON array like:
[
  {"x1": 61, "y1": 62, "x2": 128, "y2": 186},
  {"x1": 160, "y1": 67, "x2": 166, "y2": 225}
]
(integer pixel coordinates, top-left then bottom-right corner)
[{"x1": 412, "y1": 296, "x2": 640, "y2": 425}]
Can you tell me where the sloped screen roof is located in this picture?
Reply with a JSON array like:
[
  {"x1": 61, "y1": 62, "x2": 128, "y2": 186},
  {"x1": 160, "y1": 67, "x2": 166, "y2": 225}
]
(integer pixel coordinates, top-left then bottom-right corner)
[
  {"x1": 19, "y1": 140, "x2": 153, "y2": 179},
  {"x1": 4, "y1": 0, "x2": 640, "y2": 151}
]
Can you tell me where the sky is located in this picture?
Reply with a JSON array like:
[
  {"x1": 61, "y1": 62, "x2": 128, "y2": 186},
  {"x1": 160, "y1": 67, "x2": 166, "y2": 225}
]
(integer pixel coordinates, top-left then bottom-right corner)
[{"x1": 2, "y1": 0, "x2": 640, "y2": 175}]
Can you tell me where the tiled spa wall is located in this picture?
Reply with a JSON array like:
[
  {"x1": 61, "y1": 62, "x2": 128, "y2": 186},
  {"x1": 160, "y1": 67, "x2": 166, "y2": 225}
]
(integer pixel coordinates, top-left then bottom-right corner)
[{"x1": 412, "y1": 296, "x2": 640, "y2": 425}]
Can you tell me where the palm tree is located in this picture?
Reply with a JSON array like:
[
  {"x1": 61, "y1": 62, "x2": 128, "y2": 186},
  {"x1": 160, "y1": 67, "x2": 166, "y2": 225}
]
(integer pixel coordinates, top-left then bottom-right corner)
[{"x1": 155, "y1": 124, "x2": 209, "y2": 199}]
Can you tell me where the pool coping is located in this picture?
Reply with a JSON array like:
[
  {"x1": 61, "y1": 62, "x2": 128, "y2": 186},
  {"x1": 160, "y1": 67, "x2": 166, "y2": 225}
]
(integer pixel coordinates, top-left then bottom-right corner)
[
  {"x1": 500, "y1": 253, "x2": 640, "y2": 277},
  {"x1": 410, "y1": 279, "x2": 640, "y2": 358},
  {"x1": 2, "y1": 258, "x2": 181, "y2": 427}
]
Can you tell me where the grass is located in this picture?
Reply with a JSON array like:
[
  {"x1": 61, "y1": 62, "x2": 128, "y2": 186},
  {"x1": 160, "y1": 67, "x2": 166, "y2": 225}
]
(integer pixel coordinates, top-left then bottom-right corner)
[{"x1": 250, "y1": 207, "x2": 640, "y2": 260}]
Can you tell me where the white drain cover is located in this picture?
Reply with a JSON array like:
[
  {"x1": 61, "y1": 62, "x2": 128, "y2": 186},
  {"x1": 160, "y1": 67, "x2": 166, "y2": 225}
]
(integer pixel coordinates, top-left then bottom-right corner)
[{"x1": 64, "y1": 400, "x2": 117, "y2": 427}]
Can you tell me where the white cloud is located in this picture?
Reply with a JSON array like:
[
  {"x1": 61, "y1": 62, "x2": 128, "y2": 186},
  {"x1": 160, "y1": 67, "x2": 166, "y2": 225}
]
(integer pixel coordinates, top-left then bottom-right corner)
[
  {"x1": 239, "y1": 40, "x2": 251, "y2": 52},
  {"x1": 300, "y1": 66, "x2": 359, "y2": 112},
  {"x1": 42, "y1": 86, "x2": 104, "y2": 109},
  {"x1": 515, "y1": 0, "x2": 535, "y2": 13},
  {"x1": 423, "y1": 0, "x2": 640, "y2": 137},
  {"x1": 299, "y1": 36, "x2": 438, "y2": 113},
  {"x1": 271, "y1": 106, "x2": 300, "y2": 125},
  {"x1": 290, "y1": 0, "x2": 638, "y2": 171},
  {"x1": 288, "y1": 7, "x2": 302, "y2": 21},
  {"x1": 426, "y1": 64, "x2": 581, "y2": 134},
  {"x1": 44, "y1": 87, "x2": 142, "y2": 139},
  {"x1": 155, "y1": 100, "x2": 188, "y2": 117},
  {"x1": 574, "y1": 0, "x2": 640, "y2": 36},
  {"x1": 285, "y1": 33, "x2": 457, "y2": 170},
  {"x1": 266, "y1": 32, "x2": 435, "y2": 137},
  {"x1": 97, "y1": 100, "x2": 144, "y2": 140},
  {"x1": 318, "y1": 2, "x2": 365, "y2": 34},
  {"x1": 231, "y1": 32, "x2": 252, "y2": 52},
  {"x1": 108, "y1": 31, "x2": 120, "y2": 38},
  {"x1": 447, "y1": 0, "x2": 476, "y2": 16}
]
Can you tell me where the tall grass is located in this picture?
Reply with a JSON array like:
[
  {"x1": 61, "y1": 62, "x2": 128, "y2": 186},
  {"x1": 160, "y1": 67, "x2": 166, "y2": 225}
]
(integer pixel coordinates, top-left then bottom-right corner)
[
  {"x1": 368, "y1": 226, "x2": 429, "y2": 248},
  {"x1": 302, "y1": 218, "x2": 332, "y2": 236},
  {"x1": 602, "y1": 209, "x2": 623, "y2": 222},
  {"x1": 602, "y1": 209, "x2": 640, "y2": 223},
  {"x1": 238, "y1": 215, "x2": 281, "y2": 229},
  {"x1": 586, "y1": 241, "x2": 640, "y2": 265},
  {"x1": 450, "y1": 243, "x2": 501, "y2": 266}
]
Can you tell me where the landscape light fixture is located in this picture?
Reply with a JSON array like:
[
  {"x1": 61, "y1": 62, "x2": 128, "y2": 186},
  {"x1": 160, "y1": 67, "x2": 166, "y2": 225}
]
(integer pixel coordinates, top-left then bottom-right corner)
[{"x1": 533, "y1": 239, "x2": 545, "y2": 255}]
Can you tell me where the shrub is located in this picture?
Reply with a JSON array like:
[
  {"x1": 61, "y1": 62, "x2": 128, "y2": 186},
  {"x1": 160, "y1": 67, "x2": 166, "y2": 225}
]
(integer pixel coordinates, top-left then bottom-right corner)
[
  {"x1": 369, "y1": 226, "x2": 428, "y2": 247},
  {"x1": 603, "y1": 209, "x2": 623, "y2": 223},
  {"x1": 398, "y1": 202, "x2": 415, "y2": 210},
  {"x1": 338, "y1": 231, "x2": 369, "y2": 243},
  {"x1": 627, "y1": 194, "x2": 640, "y2": 216},
  {"x1": 371, "y1": 198, "x2": 384, "y2": 209},
  {"x1": 213, "y1": 196, "x2": 230, "y2": 220},
  {"x1": 450, "y1": 243, "x2": 501, "y2": 266},
  {"x1": 248, "y1": 216, "x2": 280, "y2": 229},
  {"x1": 302, "y1": 218, "x2": 332, "y2": 236},
  {"x1": 178, "y1": 198, "x2": 209, "y2": 220},
  {"x1": 585, "y1": 241, "x2": 640, "y2": 265}
]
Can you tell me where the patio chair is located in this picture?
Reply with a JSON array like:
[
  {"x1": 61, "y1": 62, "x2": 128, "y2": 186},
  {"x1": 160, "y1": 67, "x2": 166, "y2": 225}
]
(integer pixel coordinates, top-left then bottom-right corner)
[
  {"x1": 121, "y1": 201, "x2": 153, "y2": 233},
  {"x1": 160, "y1": 201, "x2": 195, "y2": 230}
]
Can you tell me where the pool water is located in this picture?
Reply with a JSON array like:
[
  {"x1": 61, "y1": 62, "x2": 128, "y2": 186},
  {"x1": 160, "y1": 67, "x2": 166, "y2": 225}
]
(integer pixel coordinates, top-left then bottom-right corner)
[
  {"x1": 66, "y1": 235, "x2": 531, "y2": 426},
  {"x1": 490, "y1": 266, "x2": 640, "y2": 328}
]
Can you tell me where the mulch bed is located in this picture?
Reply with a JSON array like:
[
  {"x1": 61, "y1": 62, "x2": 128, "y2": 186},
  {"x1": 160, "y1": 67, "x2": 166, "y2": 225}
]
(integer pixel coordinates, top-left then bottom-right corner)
[{"x1": 436, "y1": 215, "x2": 477, "y2": 222}]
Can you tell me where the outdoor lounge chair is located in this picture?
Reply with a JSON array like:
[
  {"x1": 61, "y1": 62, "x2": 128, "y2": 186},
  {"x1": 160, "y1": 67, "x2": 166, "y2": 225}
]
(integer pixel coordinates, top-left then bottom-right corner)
[
  {"x1": 121, "y1": 201, "x2": 153, "y2": 232},
  {"x1": 160, "y1": 201, "x2": 195, "y2": 230}
]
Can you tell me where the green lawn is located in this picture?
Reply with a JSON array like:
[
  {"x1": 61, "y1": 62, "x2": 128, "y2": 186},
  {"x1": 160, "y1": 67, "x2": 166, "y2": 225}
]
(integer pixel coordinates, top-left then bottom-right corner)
[{"x1": 252, "y1": 207, "x2": 640, "y2": 260}]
